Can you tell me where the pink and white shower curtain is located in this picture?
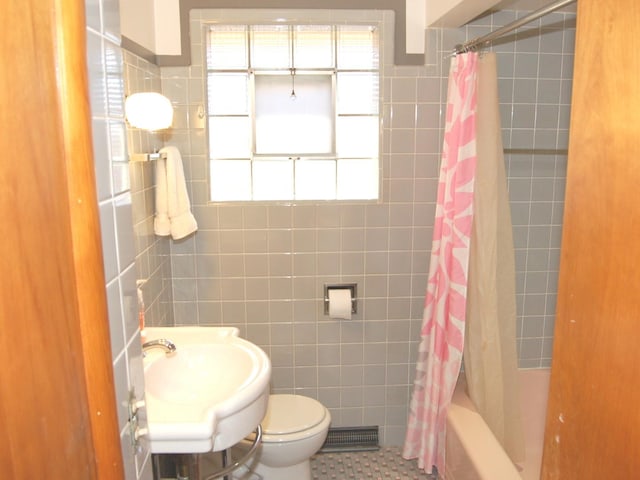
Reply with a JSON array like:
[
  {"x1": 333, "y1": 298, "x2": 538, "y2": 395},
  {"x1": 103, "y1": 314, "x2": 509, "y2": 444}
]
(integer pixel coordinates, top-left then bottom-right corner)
[{"x1": 402, "y1": 52, "x2": 479, "y2": 474}]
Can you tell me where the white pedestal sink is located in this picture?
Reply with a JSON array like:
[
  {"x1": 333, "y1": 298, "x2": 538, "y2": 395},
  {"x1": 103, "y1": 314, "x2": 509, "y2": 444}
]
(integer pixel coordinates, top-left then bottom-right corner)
[{"x1": 142, "y1": 326, "x2": 271, "y2": 453}]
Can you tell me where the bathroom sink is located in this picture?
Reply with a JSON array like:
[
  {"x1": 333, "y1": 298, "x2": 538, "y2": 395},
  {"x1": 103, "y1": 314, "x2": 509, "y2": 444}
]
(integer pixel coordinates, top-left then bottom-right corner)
[{"x1": 142, "y1": 326, "x2": 271, "y2": 453}]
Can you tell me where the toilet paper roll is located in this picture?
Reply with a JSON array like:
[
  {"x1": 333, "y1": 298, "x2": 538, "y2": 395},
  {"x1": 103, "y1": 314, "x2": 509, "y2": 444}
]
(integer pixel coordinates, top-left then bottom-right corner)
[{"x1": 328, "y1": 289, "x2": 352, "y2": 320}]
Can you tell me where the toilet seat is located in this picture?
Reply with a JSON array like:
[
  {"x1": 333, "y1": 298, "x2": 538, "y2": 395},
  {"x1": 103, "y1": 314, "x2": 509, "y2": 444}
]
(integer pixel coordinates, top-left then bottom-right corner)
[
  {"x1": 263, "y1": 395, "x2": 326, "y2": 434},
  {"x1": 254, "y1": 394, "x2": 330, "y2": 443}
]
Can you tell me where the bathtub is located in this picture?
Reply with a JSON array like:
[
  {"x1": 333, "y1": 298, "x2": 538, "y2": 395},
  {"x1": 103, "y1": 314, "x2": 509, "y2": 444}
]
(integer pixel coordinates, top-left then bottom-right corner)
[{"x1": 445, "y1": 369, "x2": 551, "y2": 480}]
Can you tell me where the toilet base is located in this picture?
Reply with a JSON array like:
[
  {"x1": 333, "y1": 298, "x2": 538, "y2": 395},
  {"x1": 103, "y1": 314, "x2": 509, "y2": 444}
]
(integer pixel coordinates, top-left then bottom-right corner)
[
  {"x1": 233, "y1": 458, "x2": 311, "y2": 480},
  {"x1": 227, "y1": 394, "x2": 331, "y2": 480}
]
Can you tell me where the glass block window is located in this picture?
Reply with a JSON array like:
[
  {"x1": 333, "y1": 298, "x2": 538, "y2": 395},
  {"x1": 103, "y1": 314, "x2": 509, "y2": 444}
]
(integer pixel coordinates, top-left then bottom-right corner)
[{"x1": 206, "y1": 24, "x2": 380, "y2": 201}]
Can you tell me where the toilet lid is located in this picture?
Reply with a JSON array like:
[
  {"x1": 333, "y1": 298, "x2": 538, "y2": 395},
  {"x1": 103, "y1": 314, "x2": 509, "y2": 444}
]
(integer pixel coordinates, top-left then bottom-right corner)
[{"x1": 262, "y1": 395, "x2": 327, "y2": 435}]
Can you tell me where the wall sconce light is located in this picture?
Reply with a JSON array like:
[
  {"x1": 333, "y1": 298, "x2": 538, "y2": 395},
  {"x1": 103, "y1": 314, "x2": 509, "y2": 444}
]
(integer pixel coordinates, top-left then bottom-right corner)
[{"x1": 124, "y1": 92, "x2": 174, "y2": 131}]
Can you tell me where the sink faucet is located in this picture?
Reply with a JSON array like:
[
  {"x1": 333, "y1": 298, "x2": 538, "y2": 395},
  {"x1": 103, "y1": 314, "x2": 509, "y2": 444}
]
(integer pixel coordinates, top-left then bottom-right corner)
[{"x1": 142, "y1": 338, "x2": 176, "y2": 355}]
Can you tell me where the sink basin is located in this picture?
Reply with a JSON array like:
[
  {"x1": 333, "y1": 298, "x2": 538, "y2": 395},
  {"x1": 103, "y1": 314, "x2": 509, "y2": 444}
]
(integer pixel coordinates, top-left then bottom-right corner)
[{"x1": 142, "y1": 326, "x2": 271, "y2": 453}]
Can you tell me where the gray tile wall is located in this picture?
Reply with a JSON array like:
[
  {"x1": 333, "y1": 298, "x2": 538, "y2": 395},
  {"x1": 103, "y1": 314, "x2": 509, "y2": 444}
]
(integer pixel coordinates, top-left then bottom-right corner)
[
  {"x1": 79, "y1": 2, "x2": 577, "y2": 477},
  {"x1": 157, "y1": 9, "x2": 430, "y2": 446},
  {"x1": 124, "y1": 52, "x2": 175, "y2": 329},
  {"x1": 134, "y1": 7, "x2": 575, "y2": 446},
  {"x1": 118, "y1": 8, "x2": 574, "y2": 449},
  {"x1": 86, "y1": 0, "x2": 153, "y2": 478}
]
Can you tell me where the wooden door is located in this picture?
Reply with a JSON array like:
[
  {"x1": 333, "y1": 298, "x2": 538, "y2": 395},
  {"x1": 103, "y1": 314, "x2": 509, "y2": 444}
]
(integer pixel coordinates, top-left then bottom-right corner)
[
  {"x1": 0, "y1": 0, "x2": 123, "y2": 477},
  {"x1": 541, "y1": 0, "x2": 640, "y2": 478}
]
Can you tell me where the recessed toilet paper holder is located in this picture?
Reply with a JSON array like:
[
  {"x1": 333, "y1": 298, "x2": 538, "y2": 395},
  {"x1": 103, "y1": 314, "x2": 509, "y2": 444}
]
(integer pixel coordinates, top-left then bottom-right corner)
[{"x1": 323, "y1": 283, "x2": 358, "y2": 315}]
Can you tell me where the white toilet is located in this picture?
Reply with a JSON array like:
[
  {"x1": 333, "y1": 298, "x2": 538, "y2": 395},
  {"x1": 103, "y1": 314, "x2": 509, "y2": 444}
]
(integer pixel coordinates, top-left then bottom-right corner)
[{"x1": 235, "y1": 394, "x2": 331, "y2": 480}]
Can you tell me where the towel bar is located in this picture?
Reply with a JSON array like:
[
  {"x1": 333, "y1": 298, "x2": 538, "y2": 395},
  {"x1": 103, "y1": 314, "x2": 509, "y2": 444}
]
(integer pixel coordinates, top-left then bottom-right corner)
[{"x1": 129, "y1": 152, "x2": 167, "y2": 162}]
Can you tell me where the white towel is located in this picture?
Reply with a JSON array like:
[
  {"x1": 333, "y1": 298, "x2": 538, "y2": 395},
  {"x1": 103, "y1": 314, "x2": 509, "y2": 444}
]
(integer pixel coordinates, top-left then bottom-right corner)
[
  {"x1": 153, "y1": 154, "x2": 171, "y2": 236},
  {"x1": 154, "y1": 146, "x2": 198, "y2": 240}
]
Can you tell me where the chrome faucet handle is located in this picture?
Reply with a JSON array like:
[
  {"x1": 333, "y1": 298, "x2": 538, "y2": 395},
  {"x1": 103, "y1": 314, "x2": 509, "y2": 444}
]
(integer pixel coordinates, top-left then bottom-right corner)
[{"x1": 142, "y1": 338, "x2": 177, "y2": 355}]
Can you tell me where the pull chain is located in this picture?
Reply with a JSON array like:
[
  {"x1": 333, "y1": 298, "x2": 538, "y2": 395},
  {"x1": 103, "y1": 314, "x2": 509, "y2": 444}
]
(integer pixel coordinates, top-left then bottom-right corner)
[{"x1": 290, "y1": 68, "x2": 296, "y2": 101}]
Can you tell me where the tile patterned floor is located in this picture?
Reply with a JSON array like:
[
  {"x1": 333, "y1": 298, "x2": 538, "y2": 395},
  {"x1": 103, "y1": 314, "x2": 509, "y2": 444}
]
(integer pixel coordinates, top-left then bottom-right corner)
[
  {"x1": 160, "y1": 446, "x2": 440, "y2": 480},
  {"x1": 311, "y1": 447, "x2": 439, "y2": 480}
]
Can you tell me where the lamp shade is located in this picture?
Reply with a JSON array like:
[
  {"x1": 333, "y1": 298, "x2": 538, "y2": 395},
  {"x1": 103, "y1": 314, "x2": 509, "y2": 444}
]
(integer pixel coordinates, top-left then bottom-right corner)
[{"x1": 125, "y1": 92, "x2": 174, "y2": 131}]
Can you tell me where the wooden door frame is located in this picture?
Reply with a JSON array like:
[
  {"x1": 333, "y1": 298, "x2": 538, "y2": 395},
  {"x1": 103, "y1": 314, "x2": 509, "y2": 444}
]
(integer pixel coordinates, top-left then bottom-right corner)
[{"x1": 1, "y1": 0, "x2": 123, "y2": 477}]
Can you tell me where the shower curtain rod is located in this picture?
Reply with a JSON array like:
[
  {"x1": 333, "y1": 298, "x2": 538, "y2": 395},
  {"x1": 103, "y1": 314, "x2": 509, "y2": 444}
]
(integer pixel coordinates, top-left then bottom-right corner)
[{"x1": 454, "y1": 0, "x2": 577, "y2": 54}]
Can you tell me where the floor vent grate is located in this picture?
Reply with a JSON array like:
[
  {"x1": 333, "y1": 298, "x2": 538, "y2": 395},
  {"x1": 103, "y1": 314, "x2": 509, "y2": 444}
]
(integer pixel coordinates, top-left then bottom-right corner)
[{"x1": 319, "y1": 426, "x2": 379, "y2": 453}]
